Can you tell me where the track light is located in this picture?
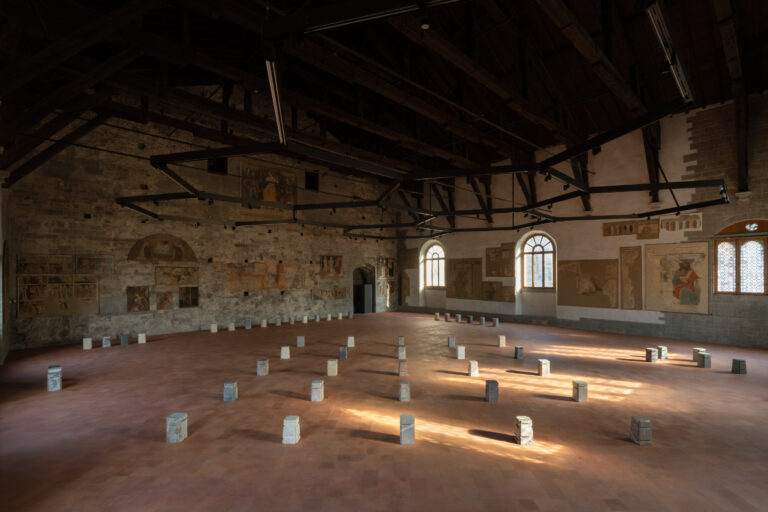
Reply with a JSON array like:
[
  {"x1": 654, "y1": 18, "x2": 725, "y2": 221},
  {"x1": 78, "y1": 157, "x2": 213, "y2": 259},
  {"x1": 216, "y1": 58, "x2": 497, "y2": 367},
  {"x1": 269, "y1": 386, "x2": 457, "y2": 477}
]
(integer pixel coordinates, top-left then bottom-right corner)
[
  {"x1": 420, "y1": 17, "x2": 430, "y2": 30},
  {"x1": 544, "y1": 173, "x2": 552, "y2": 182},
  {"x1": 548, "y1": 203, "x2": 553, "y2": 210},
  {"x1": 563, "y1": 184, "x2": 570, "y2": 191}
]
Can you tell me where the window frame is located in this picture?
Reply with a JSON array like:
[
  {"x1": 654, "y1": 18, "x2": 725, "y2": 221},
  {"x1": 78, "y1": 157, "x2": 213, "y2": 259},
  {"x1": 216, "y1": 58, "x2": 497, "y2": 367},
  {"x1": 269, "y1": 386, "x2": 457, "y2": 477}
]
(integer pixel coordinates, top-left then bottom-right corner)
[
  {"x1": 714, "y1": 236, "x2": 768, "y2": 295},
  {"x1": 522, "y1": 234, "x2": 556, "y2": 290},
  {"x1": 423, "y1": 243, "x2": 446, "y2": 289}
]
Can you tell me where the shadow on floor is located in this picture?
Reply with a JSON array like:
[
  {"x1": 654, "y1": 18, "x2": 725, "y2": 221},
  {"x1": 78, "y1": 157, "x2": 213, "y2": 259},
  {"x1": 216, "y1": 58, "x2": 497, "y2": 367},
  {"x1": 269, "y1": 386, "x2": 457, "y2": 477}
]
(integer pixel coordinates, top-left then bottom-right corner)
[
  {"x1": 616, "y1": 358, "x2": 647, "y2": 362},
  {"x1": 360, "y1": 352, "x2": 397, "y2": 359},
  {"x1": 232, "y1": 429, "x2": 282, "y2": 444},
  {"x1": 534, "y1": 393, "x2": 572, "y2": 402},
  {"x1": 349, "y1": 429, "x2": 400, "y2": 444},
  {"x1": 270, "y1": 389, "x2": 308, "y2": 401},
  {"x1": 436, "y1": 369, "x2": 466, "y2": 376},
  {"x1": 469, "y1": 429, "x2": 516, "y2": 444},
  {"x1": 670, "y1": 363, "x2": 698, "y2": 368},
  {"x1": 506, "y1": 369, "x2": 537, "y2": 376},
  {"x1": 357, "y1": 368, "x2": 398, "y2": 376},
  {"x1": 443, "y1": 393, "x2": 484, "y2": 402},
  {"x1": 366, "y1": 390, "x2": 399, "y2": 401}
]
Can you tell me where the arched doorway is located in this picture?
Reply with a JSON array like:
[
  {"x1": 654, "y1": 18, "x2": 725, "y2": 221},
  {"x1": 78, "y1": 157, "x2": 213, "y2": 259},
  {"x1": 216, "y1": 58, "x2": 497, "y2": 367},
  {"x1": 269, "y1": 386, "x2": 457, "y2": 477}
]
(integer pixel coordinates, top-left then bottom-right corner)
[{"x1": 353, "y1": 266, "x2": 375, "y2": 314}]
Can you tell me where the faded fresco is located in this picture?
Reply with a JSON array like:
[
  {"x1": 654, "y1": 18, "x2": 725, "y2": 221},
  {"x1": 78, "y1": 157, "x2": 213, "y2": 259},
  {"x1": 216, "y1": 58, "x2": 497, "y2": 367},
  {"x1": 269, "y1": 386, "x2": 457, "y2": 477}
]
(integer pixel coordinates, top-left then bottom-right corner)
[
  {"x1": 127, "y1": 286, "x2": 150, "y2": 312},
  {"x1": 481, "y1": 281, "x2": 516, "y2": 302},
  {"x1": 620, "y1": 246, "x2": 643, "y2": 310},
  {"x1": 179, "y1": 286, "x2": 199, "y2": 308},
  {"x1": 156, "y1": 266, "x2": 199, "y2": 286},
  {"x1": 660, "y1": 213, "x2": 703, "y2": 232},
  {"x1": 603, "y1": 220, "x2": 659, "y2": 239},
  {"x1": 558, "y1": 259, "x2": 618, "y2": 308},
  {"x1": 636, "y1": 219, "x2": 660, "y2": 240},
  {"x1": 377, "y1": 257, "x2": 395, "y2": 279},
  {"x1": 645, "y1": 242, "x2": 709, "y2": 314},
  {"x1": 17, "y1": 274, "x2": 98, "y2": 318},
  {"x1": 485, "y1": 245, "x2": 514, "y2": 277},
  {"x1": 156, "y1": 291, "x2": 174, "y2": 310},
  {"x1": 320, "y1": 256, "x2": 343, "y2": 278},
  {"x1": 312, "y1": 287, "x2": 349, "y2": 300},
  {"x1": 241, "y1": 165, "x2": 296, "y2": 206},
  {"x1": 128, "y1": 234, "x2": 197, "y2": 263},
  {"x1": 17, "y1": 255, "x2": 74, "y2": 275},
  {"x1": 446, "y1": 258, "x2": 483, "y2": 300},
  {"x1": 75, "y1": 255, "x2": 113, "y2": 274}
]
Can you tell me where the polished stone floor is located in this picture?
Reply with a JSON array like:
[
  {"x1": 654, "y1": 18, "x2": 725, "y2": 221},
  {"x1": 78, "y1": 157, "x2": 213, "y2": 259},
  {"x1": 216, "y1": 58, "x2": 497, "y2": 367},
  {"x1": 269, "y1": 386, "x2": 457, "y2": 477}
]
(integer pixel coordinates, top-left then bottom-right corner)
[{"x1": 1, "y1": 312, "x2": 766, "y2": 511}]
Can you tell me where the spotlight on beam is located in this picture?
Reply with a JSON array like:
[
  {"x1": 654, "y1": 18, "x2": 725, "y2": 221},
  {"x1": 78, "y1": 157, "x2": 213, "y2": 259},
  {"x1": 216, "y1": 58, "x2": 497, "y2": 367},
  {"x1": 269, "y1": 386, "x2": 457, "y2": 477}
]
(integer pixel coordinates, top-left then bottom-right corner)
[{"x1": 544, "y1": 173, "x2": 552, "y2": 182}]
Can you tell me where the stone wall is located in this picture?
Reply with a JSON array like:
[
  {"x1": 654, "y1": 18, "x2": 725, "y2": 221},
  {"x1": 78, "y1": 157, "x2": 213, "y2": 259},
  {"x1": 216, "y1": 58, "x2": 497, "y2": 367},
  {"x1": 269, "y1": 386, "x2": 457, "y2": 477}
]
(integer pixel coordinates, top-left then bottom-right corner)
[
  {"x1": 399, "y1": 93, "x2": 768, "y2": 348},
  {"x1": 3, "y1": 89, "x2": 399, "y2": 352}
]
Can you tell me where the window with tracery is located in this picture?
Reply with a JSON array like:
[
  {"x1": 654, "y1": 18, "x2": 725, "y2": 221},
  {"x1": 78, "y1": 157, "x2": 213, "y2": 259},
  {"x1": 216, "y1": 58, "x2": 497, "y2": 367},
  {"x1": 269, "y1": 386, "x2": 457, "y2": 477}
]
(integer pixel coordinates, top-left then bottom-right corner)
[
  {"x1": 523, "y1": 234, "x2": 555, "y2": 288},
  {"x1": 716, "y1": 238, "x2": 766, "y2": 294},
  {"x1": 423, "y1": 244, "x2": 445, "y2": 287}
]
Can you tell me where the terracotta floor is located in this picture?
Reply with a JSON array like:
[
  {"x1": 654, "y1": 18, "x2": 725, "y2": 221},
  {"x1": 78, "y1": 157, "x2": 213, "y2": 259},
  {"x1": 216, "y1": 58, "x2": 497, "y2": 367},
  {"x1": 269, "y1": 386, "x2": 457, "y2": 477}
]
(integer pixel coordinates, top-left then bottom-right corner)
[{"x1": 1, "y1": 312, "x2": 767, "y2": 512}]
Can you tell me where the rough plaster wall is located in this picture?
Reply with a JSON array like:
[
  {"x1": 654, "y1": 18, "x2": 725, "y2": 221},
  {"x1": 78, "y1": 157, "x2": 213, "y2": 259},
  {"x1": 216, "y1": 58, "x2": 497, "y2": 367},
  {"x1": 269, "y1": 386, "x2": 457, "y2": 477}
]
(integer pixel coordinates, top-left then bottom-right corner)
[
  {"x1": 0, "y1": 189, "x2": 7, "y2": 364},
  {"x1": 5, "y1": 96, "x2": 398, "y2": 351},
  {"x1": 400, "y1": 95, "x2": 768, "y2": 347}
]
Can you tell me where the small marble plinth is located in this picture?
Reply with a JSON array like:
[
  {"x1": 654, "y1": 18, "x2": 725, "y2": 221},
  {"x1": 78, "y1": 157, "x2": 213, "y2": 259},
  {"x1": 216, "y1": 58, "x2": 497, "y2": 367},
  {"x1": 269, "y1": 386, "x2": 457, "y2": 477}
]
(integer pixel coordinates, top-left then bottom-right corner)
[
  {"x1": 445, "y1": 313, "x2": 451, "y2": 322},
  {"x1": 102, "y1": 336, "x2": 111, "y2": 348},
  {"x1": 457, "y1": 345, "x2": 466, "y2": 360},
  {"x1": 339, "y1": 346, "x2": 348, "y2": 360},
  {"x1": 397, "y1": 335, "x2": 405, "y2": 346},
  {"x1": 138, "y1": 333, "x2": 147, "y2": 344},
  {"x1": 315, "y1": 315, "x2": 321, "y2": 323},
  {"x1": 515, "y1": 416, "x2": 533, "y2": 445},
  {"x1": 630, "y1": 416, "x2": 651, "y2": 445},
  {"x1": 228, "y1": 323, "x2": 235, "y2": 332},
  {"x1": 338, "y1": 313, "x2": 343, "y2": 320},
  {"x1": 485, "y1": 380, "x2": 499, "y2": 403},
  {"x1": 310, "y1": 380, "x2": 324, "y2": 402},
  {"x1": 302, "y1": 316, "x2": 308, "y2": 324},
  {"x1": 400, "y1": 414, "x2": 415, "y2": 445},
  {"x1": 468, "y1": 360, "x2": 479, "y2": 377},
  {"x1": 297, "y1": 335, "x2": 305, "y2": 348},
  {"x1": 257, "y1": 359, "x2": 269, "y2": 376},
  {"x1": 281, "y1": 346, "x2": 291, "y2": 360},
  {"x1": 434, "y1": 312, "x2": 440, "y2": 321},
  {"x1": 47, "y1": 365, "x2": 62, "y2": 392},
  {"x1": 120, "y1": 333, "x2": 129, "y2": 346},
  {"x1": 327, "y1": 359, "x2": 338, "y2": 377},
  {"x1": 399, "y1": 382, "x2": 411, "y2": 402},
  {"x1": 493, "y1": 318, "x2": 499, "y2": 327},
  {"x1": 166, "y1": 412, "x2": 188, "y2": 443},
  {"x1": 83, "y1": 337, "x2": 92, "y2": 350},
  {"x1": 223, "y1": 381, "x2": 238, "y2": 401},
  {"x1": 261, "y1": 319, "x2": 268, "y2": 328},
  {"x1": 282, "y1": 415, "x2": 300, "y2": 444},
  {"x1": 732, "y1": 358, "x2": 747, "y2": 374},
  {"x1": 657, "y1": 345, "x2": 668, "y2": 359},
  {"x1": 480, "y1": 316, "x2": 486, "y2": 326},
  {"x1": 347, "y1": 336, "x2": 355, "y2": 348},
  {"x1": 572, "y1": 380, "x2": 588, "y2": 402},
  {"x1": 275, "y1": 318, "x2": 282, "y2": 327},
  {"x1": 245, "y1": 320, "x2": 252, "y2": 330},
  {"x1": 514, "y1": 346, "x2": 524, "y2": 359},
  {"x1": 538, "y1": 359, "x2": 550, "y2": 376},
  {"x1": 456, "y1": 314, "x2": 462, "y2": 323},
  {"x1": 646, "y1": 347, "x2": 658, "y2": 363},
  {"x1": 692, "y1": 347, "x2": 705, "y2": 361},
  {"x1": 398, "y1": 346, "x2": 406, "y2": 360},
  {"x1": 498, "y1": 335, "x2": 506, "y2": 348},
  {"x1": 398, "y1": 360, "x2": 408, "y2": 376},
  {"x1": 289, "y1": 317, "x2": 295, "y2": 325},
  {"x1": 447, "y1": 335, "x2": 455, "y2": 348},
  {"x1": 210, "y1": 323, "x2": 218, "y2": 333},
  {"x1": 697, "y1": 352, "x2": 711, "y2": 368},
  {"x1": 326, "y1": 314, "x2": 332, "y2": 321},
  {"x1": 349, "y1": 311, "x2": 354, "y2": 319},
  {"x1": 467, "y1": 315, "x2": 474, "y2": 324}
]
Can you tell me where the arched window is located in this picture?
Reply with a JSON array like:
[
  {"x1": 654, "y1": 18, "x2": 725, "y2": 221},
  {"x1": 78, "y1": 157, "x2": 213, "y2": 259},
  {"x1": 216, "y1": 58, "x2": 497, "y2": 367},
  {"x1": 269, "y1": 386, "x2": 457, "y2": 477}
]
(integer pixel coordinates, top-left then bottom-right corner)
[
  {"x1": 523, "y1": 234, "x2": 555, "y2": 288},
  {"x1": 715, "y1": 220, "x2": 767, "y2": 295},
  {"x1": 424, "y1": 244, "x2": 445, "y2": 287}
]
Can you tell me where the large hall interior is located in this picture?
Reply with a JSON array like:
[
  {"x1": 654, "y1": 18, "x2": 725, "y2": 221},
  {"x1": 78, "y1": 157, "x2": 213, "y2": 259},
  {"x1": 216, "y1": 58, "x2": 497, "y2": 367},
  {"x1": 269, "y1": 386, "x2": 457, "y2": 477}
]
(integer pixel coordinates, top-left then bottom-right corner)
[{"x1": 0, "y1": 1, "x2": 767, "y2": 511}]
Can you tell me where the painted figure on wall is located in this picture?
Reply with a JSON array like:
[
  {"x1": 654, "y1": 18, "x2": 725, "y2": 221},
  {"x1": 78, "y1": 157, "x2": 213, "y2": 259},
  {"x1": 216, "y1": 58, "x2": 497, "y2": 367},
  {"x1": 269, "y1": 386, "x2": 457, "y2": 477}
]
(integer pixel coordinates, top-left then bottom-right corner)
[{"x1": 671, "y1": 260, "x2": 700, "y2": 305}]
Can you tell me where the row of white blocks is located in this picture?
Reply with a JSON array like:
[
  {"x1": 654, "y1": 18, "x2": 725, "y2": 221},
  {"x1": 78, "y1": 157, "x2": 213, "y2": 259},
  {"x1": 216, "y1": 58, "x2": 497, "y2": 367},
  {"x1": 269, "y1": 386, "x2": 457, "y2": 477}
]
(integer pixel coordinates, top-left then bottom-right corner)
[
  {"x1": 435, "y1": 312, "x2": 499, "y2": 326},
  {"x1": 83, "y1": 333, "x2": 146, "y2": 350},
  {"x1": 211, "y1": 312, "x2": 355, "y2": 333}
]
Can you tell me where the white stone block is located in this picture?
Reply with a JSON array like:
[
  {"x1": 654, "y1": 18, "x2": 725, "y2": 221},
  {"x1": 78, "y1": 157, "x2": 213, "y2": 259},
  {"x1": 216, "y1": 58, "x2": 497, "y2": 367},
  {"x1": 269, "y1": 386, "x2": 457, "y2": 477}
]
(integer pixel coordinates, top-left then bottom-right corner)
[
  {"x1": 400, "y1": 414, "x2": 415, "y2": 444},
  {"x1": 338, "y1": 312, "x2": 343, "y2": 320},
  {"x1": 210, "y1": 323, "x2": 218, "y2": 333},
  {"x1": 572, "y1": 380, "x2": 588, "y2": 402},
  {"x1": 302, "y1": 315, "x2": 308, "y2": 324},
  {"x1": 657, "y1": 345, "x2": 668, "y2": 359},
  {"x1": 166, "y1": 412, "x2": 188, "y2": 443},
  {"x1": 732, "y1": 358, "x2": 747, "y2": 374},
  {"x1": 456, "y1": 345, "x2": 466, "y2": 360},
  {"x1": 245, "y1": 320, "x2": 252, "y2": 330},
  {"x1": 480, "y1": 316, "x2": 486, "y2": 326},
  {"x1": 398, "y1": 360, "x2": 408, "y2": 376},
  {"x1": 349, "y1": 311, "x2": 354, "y2": 319},
  {"x1": 315, "y1": 315, "x2": 320, "y2": 323},
  {"x1": 468, "y1": 360, "x2": 479, "y2": 377},
  {"x1": 498, "y1": 335, "x2": 506, "y2": 347},
  {"x1": 538, "y1": 359, "x2": 550, "y2": 376},
  {"x1": 257, "y1": 359, "x2": 269, "y2": 376},
  {"x1": 698, "y1": 352, "x2": 711, "y2": 368},
  {"x1": 397, "y1": 335, "x2": 405, "y2": 346},
  {"x1": 398, "y1": 346, "x2": 406, "y2": 360},
  {"x1": 645, "y1": 347, "x2": 658, "y2": 362},
  {"x1": 275, "y1": 318, "x2": 282, "y2": 327},
  {"x1": 327, "y1": 359, "x2": 338, "y2": 377},
  {"x1": 456, "y1": 314, "x2": 462, "y2": 323},
  {"x1": 347, "y1": 336, "x2": 355, "y2": 348},
  {"x1": 445, "y1": 313, "x2": 451, "y2": 322},
  {"x1": 289, "y1": 317, "x2": 295, "y2": 325},
  {"x1": 630, "y1": 416, "x2": 652, "y2": 445},
  {"x1": 138, "y1": 333, "x2": 147, "y2": 344},
  {"x1": 82, "y1": 337, "x2": 92, "y2": 350},
  {"x1": 515, "y1": 416, "x2": 533, "y2": 445},
  {"x1": 692, "y1": 347, "x2": 705, "y2": 361},
  {"x1": 310, "y1": 380, "x2": 324, "y2": 402},
  {"x1": 282, "y1": 415, "x2": 300, "y2": 444},
  {"x1": 399, "y1": 382, "x2": 411, "y2": 402},
  {"x1": 47, "y1": 365, "x2": 62, "y2": 392},
  {"x1": 261, "y1": 319, "x2": 267, "y2": 328},
  {"x1": 228, "y1": 322, "x2": 235, "y2": 331},
  {"x1": 447, "y1": 335, "x2": 455, "y2": 348},
  {"x1": 280, "y1": 346, "x2": 290, "y2": 360},
  {"x1": 435, "y1": 312, "x2": 440, "y2": 321},
  {"x1": 327, "y1": 313, "x2": 332, "y2": 321},
  {"x1": 102, "y1": 336, "x2": 111, "y2": 348},
  {"x1": 297, "y1": 335, "x2": 305, "y2": 348},
  {"x1": 223, "y1": 381, "x2": 238, "y2": 401},
  {"x1": 493, "y1": 317, "x2": 500, "y2": 327}
]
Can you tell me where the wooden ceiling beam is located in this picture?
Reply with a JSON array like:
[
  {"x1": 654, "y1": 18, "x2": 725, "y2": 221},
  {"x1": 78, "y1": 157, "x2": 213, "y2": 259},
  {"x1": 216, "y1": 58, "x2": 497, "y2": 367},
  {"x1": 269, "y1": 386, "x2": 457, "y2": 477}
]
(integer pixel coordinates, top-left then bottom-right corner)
[{"x1": 468, "y1": 176, "x2": 493, "y2": 223}]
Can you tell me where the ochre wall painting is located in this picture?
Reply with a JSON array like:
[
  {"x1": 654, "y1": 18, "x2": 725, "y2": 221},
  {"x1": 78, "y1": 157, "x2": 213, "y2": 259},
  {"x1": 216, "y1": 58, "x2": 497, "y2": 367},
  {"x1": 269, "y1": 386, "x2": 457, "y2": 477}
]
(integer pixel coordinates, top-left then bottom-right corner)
[
  {"x1": 127, "y1": 286, "x2": 150, "y2": 312},
  {"x1": 17, "y1": 255, "x2": 99, "y2": 318},
  {"x1": 312, "y1": 287, "x2": 349, "y2": 300},
  {"x1": 446, "y1": 258, "x2": 483, "y2": 300},
  {"x1": 603, "y1": 220, "x2": 660, "y2": 239},
  {"x1": 156, "y1": 266, "x2": 199, "y2": 286},
  {"x1": 557, "y1": 259, "x2": 619, "y2": 308},
  {"x1": 156, "y1": 291, "x2": 174, "y2": 311},
  {"x1": 481, "y1": 281, "x2": 516, "y2": 302},
  {"x1": 485, "y1": 244, "x2": 514, "y2": 277},
  {"x1": 75, "y1": 255, "x2": 113, "y2": 274},
  {"x1": 620, "y1": 246, "x2": 643, "y2": 310},
  {"x1": 128, "y1": 234, "x2": 197, "y2": 263},
  {"x1": 241, "y1": 165, "x2": 296, "y2": 207},
  {"x1": 645, "y1": 242, "x2": 709, "y2": 314},
  {"x1": 320, "y1": 256, "x2": 343, "y2": 278}
]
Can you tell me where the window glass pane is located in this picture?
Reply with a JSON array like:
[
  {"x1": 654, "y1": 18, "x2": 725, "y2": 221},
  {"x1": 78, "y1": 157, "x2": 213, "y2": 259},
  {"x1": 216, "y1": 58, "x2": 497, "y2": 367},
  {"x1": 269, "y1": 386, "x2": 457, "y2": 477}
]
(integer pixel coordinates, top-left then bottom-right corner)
[
  {"x1": 533, "y1": 245, "x2": 543, "y2": 253},
  {"x1": 740, "y1": 240, "x2": 764, "y2": 293},
  {"x1": 425, "y1": 260, "x2": 432, "y2": 287},
  {"x1": 524, "y1": 254, "x2": 532, "y2": 287},
  {"x1": 544, "y1": 253, "x2": 553, "y2": 287},
  {"x1": 717, "y1": 242, "x2": 736, "y2": 292},
  {"x1": 534, "y1": 253, "x2": 543, "y2": 287},
  {"x1": 438, "y1": 259, "x2": 445, "y2": 286}
]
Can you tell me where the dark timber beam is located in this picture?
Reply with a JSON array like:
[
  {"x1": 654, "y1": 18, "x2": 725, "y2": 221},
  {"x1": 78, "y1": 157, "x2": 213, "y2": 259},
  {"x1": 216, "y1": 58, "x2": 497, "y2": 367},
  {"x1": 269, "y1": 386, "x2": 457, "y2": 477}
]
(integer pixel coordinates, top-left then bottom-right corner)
[
  {"x1": 642, "y1": 121, "x2": 661, "y2": 202},
  {"x1": 430, "y1": 183, "x2": 454, "y2": 229},
  {"x1": 468, "y1": 176, "x2": 493, "y2": 223},
  {"x1": 150, "y1": 143, "x2": 285, "y2": 166},
  {"x1": 535, "y1": 0, "x2": 646, "y2": 115},
  {"x1": 397, "y1": 190, "x2": 422, "y2": 223},
  {"x1": 570, "y1": 154, "x2": 591, "y2": 211},
  {"x1": 3, "y1": 114, "x2": 108, "y2": 188},
  {"x1": 516, "y1": 174, "x2": 533, "y2": 205},
  {"x1": 711, "y1": 0, "x2": 748, "y2": 191}
]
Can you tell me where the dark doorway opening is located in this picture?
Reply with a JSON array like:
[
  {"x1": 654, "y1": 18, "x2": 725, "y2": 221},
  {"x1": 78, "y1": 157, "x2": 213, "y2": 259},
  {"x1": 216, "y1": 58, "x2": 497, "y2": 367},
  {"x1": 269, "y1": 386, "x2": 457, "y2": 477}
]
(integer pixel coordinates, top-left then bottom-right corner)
[{"x1": 353, "y1": 266, "x2": 375, "y2": 314}]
